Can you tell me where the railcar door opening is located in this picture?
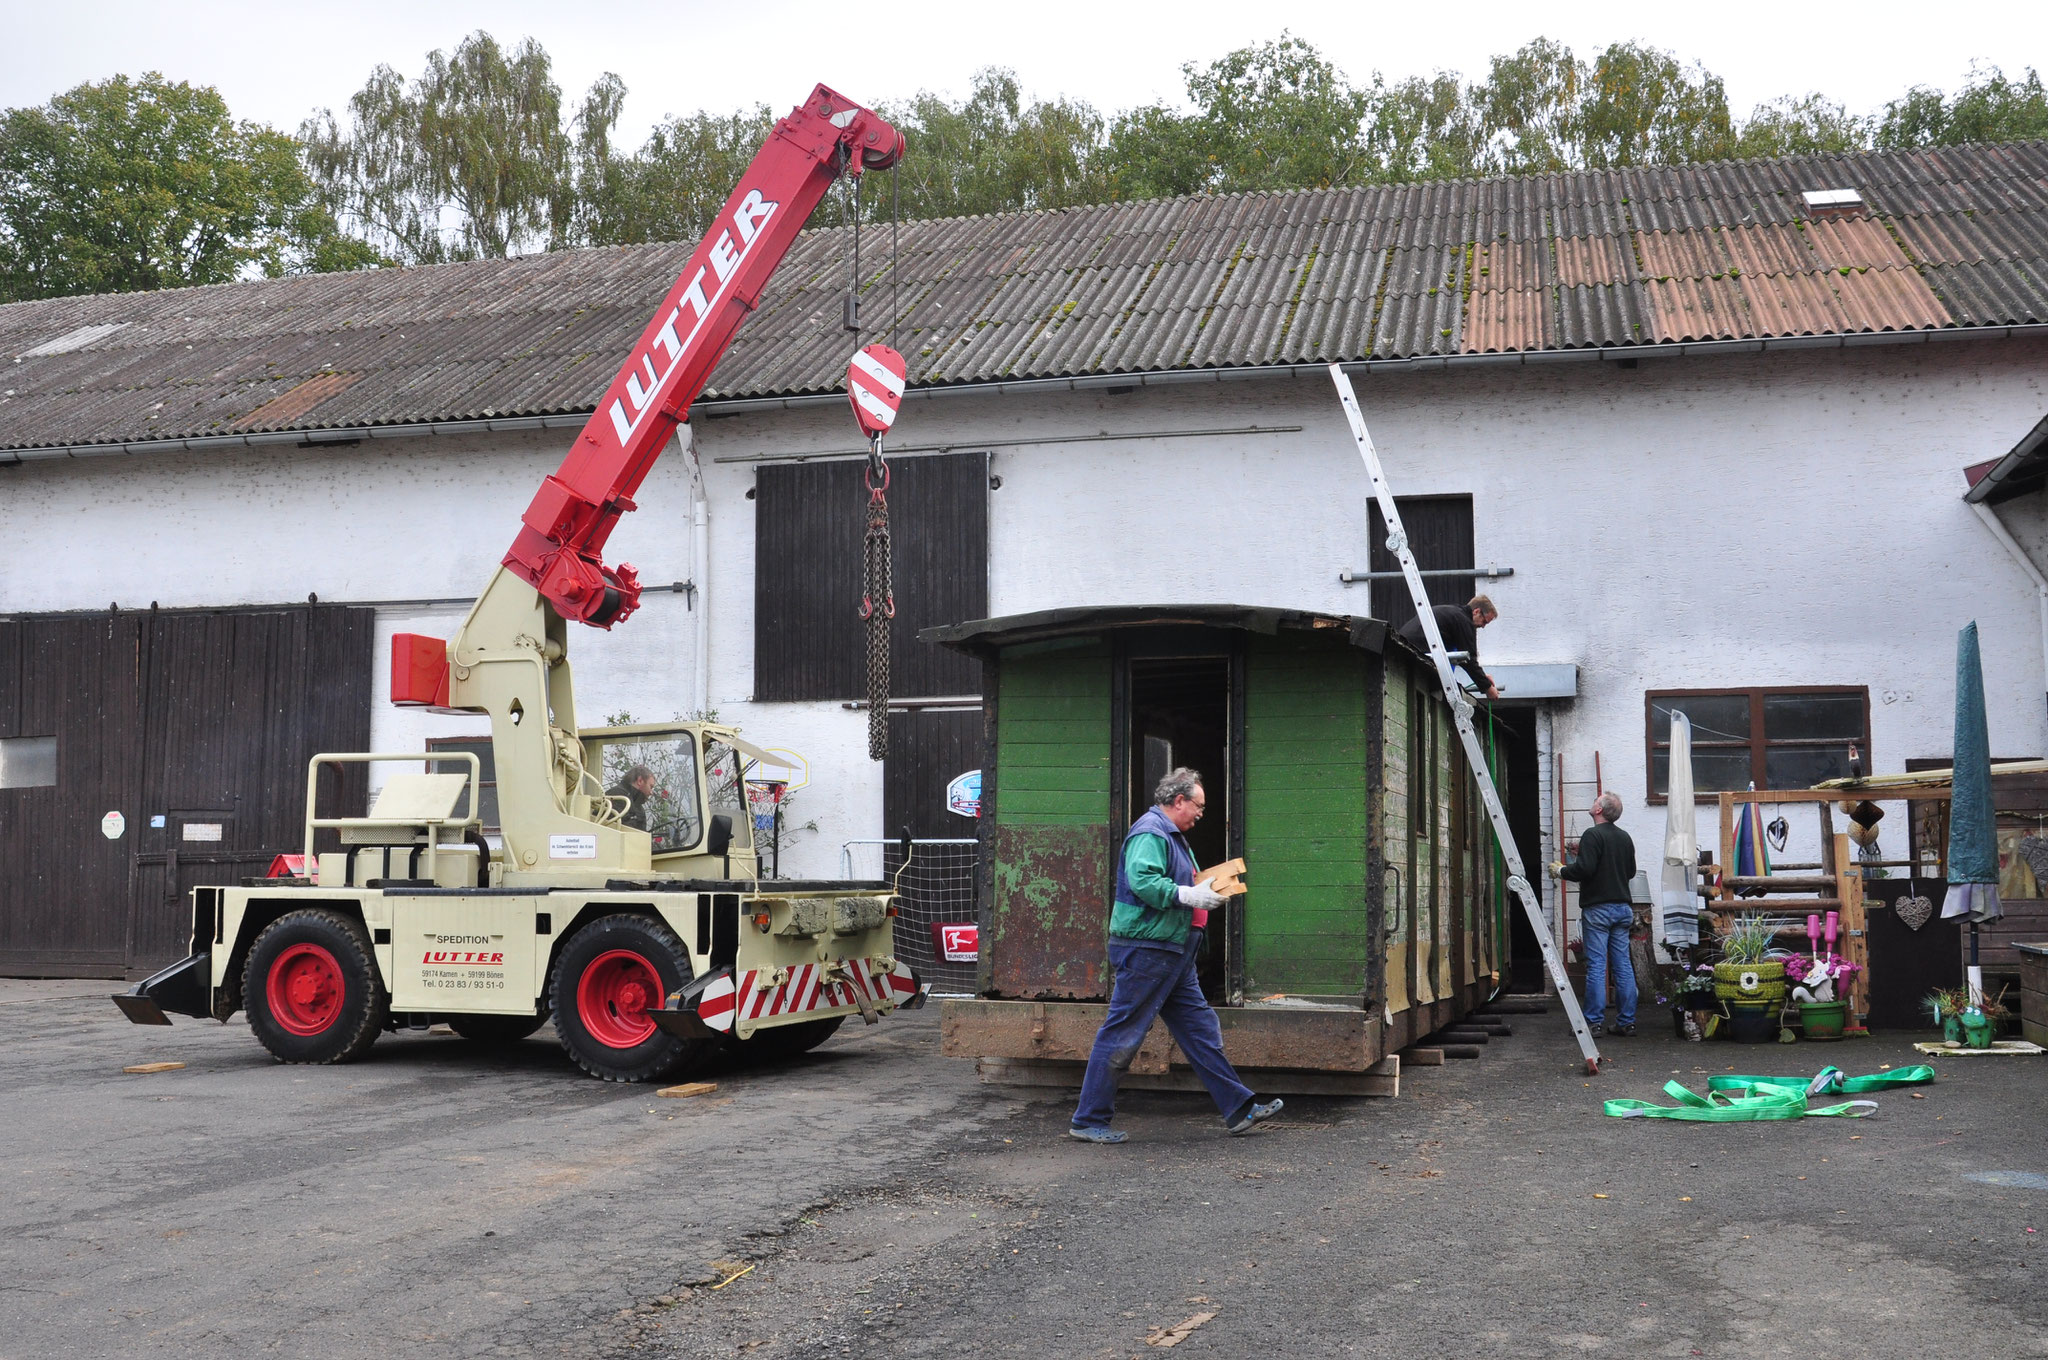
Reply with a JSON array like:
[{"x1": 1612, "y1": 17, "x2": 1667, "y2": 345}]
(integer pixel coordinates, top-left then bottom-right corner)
[{"x1": 1122, "y1": 653, "x2": 1237, "y2": 1003}]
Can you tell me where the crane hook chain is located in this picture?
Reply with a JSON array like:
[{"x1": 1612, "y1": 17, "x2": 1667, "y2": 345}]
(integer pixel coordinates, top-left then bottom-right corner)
[{"x1": 859, "y1": 435, "x2": 893, "y2": 761}]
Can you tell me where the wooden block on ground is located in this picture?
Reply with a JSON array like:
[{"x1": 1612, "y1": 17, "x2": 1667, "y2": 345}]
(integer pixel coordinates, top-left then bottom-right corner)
[
  {"x1": 123, "y1": 1061, "x2": 185, "y2": 1074},
  {"x1": 1404, "y1": 1048, "x2": 1446, "y2": 1066},
  {"x1": 657, "y1": 1081, "x2": 719, "y2": 1098},
  {"x1": 1440, "y1": 1045, "x2": 1481, "y2": 1059},
  {"x1": 1912, "y1": 1039, "x2": 2046, "y2": 1056}
]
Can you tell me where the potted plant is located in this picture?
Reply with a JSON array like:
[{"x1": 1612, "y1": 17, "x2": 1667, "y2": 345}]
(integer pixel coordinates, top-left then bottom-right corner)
[
  {"x1": 1713, "y1": 917, "x2": 1786, "y2": 1004},
  {"x1": 1726, "y1": 999, "x2": 1779, "y2": 1043},
  {"x1": 1788, "y1": 954, "x2": 1860, "y2": 1040},
  {"x1": 1669, "y1": 968, "x2": 1717, "y2": 1039},
  {"x1": 1925, "y1": 985, "x2": 2011, "y2": 1047}
]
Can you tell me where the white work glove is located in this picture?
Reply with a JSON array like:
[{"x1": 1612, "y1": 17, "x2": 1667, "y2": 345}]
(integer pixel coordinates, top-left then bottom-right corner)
[{"x1": 1177, "y1": 879, "x2": 1227, "y2": 910}]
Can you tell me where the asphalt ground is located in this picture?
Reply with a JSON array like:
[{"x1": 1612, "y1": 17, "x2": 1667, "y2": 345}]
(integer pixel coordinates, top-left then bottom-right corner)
[{"x1": 5, "y1": 979, "x2": 2046, "y2": 1359}]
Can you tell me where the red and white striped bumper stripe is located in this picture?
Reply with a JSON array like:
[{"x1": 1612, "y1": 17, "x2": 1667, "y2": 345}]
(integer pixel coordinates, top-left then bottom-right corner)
[{"x1": 691, "y1": 959, "x2": 916, "y2": 1034}]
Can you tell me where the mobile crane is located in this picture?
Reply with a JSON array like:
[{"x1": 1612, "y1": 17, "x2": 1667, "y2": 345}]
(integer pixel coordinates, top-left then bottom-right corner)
[{"x1": 113, "y1": 85, "x2": 921, "y2": 1082}]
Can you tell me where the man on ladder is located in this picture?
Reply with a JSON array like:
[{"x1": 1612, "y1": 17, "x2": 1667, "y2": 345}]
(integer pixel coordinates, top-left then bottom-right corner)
[
  {"x1": 1395, "y1": 595, "x2": 1503, "y2": 701},
  {"x1": 1328, "y1": 365, "x2": 1605, "y2": 1075}
]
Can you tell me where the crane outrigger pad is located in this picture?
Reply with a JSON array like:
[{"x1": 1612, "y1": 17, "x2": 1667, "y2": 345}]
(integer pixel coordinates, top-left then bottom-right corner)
[{"x1": 113, "y1": 952, "x2": 212, "y2": 1026}]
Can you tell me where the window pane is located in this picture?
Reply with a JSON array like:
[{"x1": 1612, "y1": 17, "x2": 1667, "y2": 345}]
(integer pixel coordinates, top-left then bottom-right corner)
[
  {"x1": 1764, "y1": 692, "x2": 1863, "y2": 742},
  {"x1": 429, "y1": 739, "x2": 496, "y2": 782},
  {"x1": 587, "y1": 731, "x2": 705, "y2": 853},
  {"x1": 1652, "y1": 695, "x2": 1750, "y2": 745},
  {"x1": 429, "y1": 740, "x2": 498, "y2": 830},
  {"x1": 702, "y1": 739, "x2": 754, "y2": 852},
  {"x1": 0, "y1": 735, "x2": 56, "y2": 789},
  {"x1": 1766, "y1": 744, "x2": 1855, "y2": 789},
  {"x1": 1654, "y1": 747, "x2": 1754, "y2": 795}
]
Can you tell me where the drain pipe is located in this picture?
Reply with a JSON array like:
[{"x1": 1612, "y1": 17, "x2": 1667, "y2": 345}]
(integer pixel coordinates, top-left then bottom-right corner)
[
  {"x1": 680, "y1": 425, "x2": 712, "y2": 719},
  {"x1": 1968, "y1": 499, "x2": 2048, "y2": 720}
]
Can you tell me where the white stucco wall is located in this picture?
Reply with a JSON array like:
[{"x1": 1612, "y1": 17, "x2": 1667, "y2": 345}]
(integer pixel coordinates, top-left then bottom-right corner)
[
  {"x1": 5, "y1": 335, "x2": 2045, "y2": 881},
  {"x1": 698, "y1": 336, "x2": 2048, "y2": 872}
]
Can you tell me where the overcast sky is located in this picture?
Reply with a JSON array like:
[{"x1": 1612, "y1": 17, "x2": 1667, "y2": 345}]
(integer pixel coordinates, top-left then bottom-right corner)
[{"x1": 6, "y1": 0, "x2": 2043, "y2": 148}]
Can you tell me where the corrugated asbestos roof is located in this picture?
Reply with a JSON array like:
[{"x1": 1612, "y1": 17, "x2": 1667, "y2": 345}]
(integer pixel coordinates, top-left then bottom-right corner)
[{"x1": 4, "y1": 141, "x2": 2048, "y2": 453}]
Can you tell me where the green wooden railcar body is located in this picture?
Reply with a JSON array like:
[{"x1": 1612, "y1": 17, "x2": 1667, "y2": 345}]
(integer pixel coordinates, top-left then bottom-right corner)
[{"x1": 929, "y1": 606, "x2": 1505, "y2": 1079}]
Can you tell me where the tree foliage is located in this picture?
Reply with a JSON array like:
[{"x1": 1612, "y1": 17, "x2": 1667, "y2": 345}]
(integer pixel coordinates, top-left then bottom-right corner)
[
  {"x1": 7, "y1": 33, "x2": 2048, "y2": 306},
  {"x1": 579, "y1": 105, "x2": 774, "y2": 247},
  {"x1": 1876, "y1": 65, "x2": 2048, "y2": 148},
  {"x1": 301, "y1": 30, "x2": 613, "y2": 262},
  {"x1": 0, "y1": 73, "x2": 361, "y2": 302},
  {"x1": 879, "y1": 70, "x2": 1108, "y2": 218}
]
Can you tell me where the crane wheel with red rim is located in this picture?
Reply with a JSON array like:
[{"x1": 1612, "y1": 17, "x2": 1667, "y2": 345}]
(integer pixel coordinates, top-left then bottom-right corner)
[
  {"x1": 243, "y1": 909, "x2": 388, "y2": 1065},
  {"x1": 549, "y1": 913, "x2": 711, "y2": 1083}
]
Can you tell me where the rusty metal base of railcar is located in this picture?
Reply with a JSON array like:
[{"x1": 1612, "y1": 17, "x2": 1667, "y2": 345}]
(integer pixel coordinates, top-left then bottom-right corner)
[
  {"x1": 974, "y1": 1055, "x2": 1399, "y2": 1098},
  {"x1": 941, "y1": 995, "x2": 1491, "y2": 1098}
]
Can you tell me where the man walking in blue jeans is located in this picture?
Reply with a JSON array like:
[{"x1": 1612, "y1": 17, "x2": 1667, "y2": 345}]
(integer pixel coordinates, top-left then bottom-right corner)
[
  {"x1": 1069, "y1": 767, "x2": 1283, "y2": 1144},
  {"x1": 1553, "y1": 790, "x2": 1641, "y2": 1036}
]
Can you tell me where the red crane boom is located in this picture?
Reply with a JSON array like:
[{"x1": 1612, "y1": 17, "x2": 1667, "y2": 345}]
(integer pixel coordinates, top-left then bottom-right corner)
[{"x1": 504, "y1": 84, "x2": 903, "y2": 628}]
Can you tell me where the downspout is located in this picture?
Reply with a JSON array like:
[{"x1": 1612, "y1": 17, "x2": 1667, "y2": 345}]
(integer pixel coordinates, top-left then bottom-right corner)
[
  {"x1": 1967, "y1": 499, "x2": 2048, "y2": 721},
  {"x1": 679, "y1": 424, "x2": 711, "y2": 719},
  {"x1": 693, "y1": 492, "x2": 710, "y2": 718}
]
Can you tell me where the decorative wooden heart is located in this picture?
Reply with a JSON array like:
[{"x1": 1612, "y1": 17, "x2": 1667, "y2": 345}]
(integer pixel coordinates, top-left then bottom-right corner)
[
  {"x1": 1895, "y1": 894, "x2": 1934, "y2": 931},
  {"x1": 2020, "y1": 836, "x2": 2048, "y2": 890}
]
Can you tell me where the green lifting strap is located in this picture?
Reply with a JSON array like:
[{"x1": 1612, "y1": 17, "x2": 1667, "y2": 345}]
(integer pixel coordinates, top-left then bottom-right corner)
[
  {"x1": 1708, "y1": 1065, "x2": 1935, "y2": 1095},
  {"x1": 1603, "y1": 1066, "x2": 1931, "y2": 1121}
]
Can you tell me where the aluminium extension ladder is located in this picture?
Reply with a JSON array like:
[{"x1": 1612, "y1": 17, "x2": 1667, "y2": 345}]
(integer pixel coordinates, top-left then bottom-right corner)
[{"x1": 1328, "y1": 365, "x2": 1604, "y2": 1074}]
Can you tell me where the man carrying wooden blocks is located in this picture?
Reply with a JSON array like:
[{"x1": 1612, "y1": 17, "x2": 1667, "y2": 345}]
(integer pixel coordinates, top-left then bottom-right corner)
[{"x1": 1068, "y1": 768, "x2": 1282, "y2": 1143}]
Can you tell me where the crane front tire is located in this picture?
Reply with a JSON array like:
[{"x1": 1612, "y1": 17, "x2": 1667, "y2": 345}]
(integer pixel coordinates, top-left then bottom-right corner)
[
  {"x1": 550, "y1": 913, "x2": 712, "y2": 1083},
  {"x1": 244, "y1": 909, "x2": 388, "y2": 1065}
]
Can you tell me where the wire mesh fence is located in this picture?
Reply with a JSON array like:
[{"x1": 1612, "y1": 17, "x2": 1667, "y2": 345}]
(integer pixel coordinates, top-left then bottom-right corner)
[{"x1": 841, "y1": 838, "x2": 979, "y2": 995}]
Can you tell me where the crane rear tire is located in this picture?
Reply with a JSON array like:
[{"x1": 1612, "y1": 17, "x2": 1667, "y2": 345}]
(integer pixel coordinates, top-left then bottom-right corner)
[
  {"x1": 734, "y1": 1015, "x2": 845, "y2": 1061},
  {"x1": 244, "y1": 909, "x2": 388, "y2": 1065},
  {"x1": 550, "y1": 913, "x2": 713, "y2": 1083}
]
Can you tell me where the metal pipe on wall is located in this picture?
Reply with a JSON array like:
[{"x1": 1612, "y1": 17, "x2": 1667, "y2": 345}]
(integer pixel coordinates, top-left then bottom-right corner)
[{"x1": 680, "y1": 425, "x2": 712, "y2": 720}]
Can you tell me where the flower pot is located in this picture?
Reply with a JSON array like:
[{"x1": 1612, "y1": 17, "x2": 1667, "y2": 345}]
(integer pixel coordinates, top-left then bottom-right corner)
[
  {"x1": 1961, "y1": 1011, "x2": 1997, "y2": 1049},
  {"x1": 1799, "y1": 1000, "x2": 1847, "y2": 1040},
  {"x1": 1714, "y1": 960, "x2": 1787, "y2": 1003},
  {"x1": 1942, "y1": 1014, "x2": 1965, "y2": 1045},
  {"x1": 1728, "y1": 1003, "x2": 1777, "y2": 1044}
]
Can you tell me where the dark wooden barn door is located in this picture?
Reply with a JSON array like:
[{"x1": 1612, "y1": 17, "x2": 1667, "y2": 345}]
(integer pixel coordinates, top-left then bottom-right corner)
[
  {"x1": 0, "y1": 605, "x2": 372, "y2": 977},
  {"x1": 885, "y1": 708, "x2": 984, "y2": 840},
  {"x1": 1368, "y1": 495, "x2": 1475, "y2": 631},
  {"x1": 0, "y1": 613, "x2": 146, "y2": 975},
  {"x1": 754, "y1": 452, "x2": 988, "y2": 702}
]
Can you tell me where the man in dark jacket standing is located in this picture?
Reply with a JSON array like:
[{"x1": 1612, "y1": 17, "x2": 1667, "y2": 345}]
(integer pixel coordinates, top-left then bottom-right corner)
[
  {"x1": 1069, "y1": 768, "x2": 1283, "y2": 1144},
  {"x1": 1394, "y1": 595, "x2": 1501, "y2": 699},
  {"x1": 1552, "y1": 791, "x2": 1640, "y2": 1035}
]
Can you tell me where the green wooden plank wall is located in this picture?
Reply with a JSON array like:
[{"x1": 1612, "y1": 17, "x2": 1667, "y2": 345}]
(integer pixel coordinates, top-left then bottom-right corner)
[
  {"x1": 992, "y1": 643, "x2": 1111, "y2": 826},
  {"x1": 1243, "y1": 636, "x2": 1372, "y2": 995},
  {"x1": 986, "y1": 642, "x2": 1114, "y2": 998}
]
